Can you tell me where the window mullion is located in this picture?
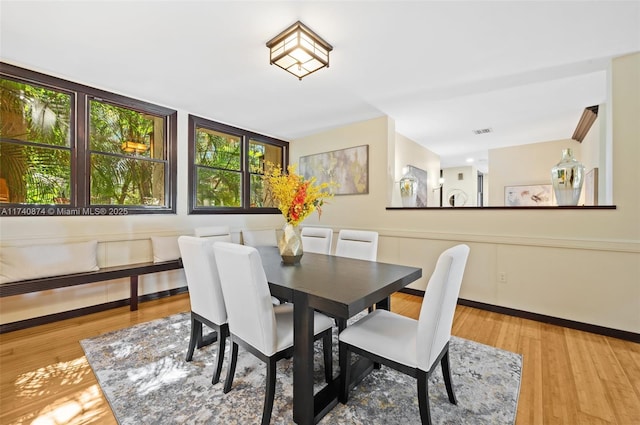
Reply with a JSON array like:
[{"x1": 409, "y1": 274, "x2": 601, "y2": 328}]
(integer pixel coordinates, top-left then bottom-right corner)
[
  {"x1": 166, "y1": 112, "x2": 177, "y2": 213},
  {"x1": 242, "y1": 135, "x2": 251, "y2": 209},
  {"x1": 75, "y1": 94, "x2": 88, "y2": 207}
]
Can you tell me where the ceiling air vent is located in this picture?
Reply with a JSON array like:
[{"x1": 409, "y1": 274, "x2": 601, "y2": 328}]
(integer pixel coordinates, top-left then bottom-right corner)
[{"x1": 472, "y1": 128, "x2": 493, "y2": 135}]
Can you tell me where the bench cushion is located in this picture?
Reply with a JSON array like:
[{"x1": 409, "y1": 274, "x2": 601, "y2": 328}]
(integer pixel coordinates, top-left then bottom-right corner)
[
  {"x1": 0, "y1": 240, "x2": 99, "y2": 284},
  {"x1": 151, "y1": 236, "x2": 181, "y2": 263}
]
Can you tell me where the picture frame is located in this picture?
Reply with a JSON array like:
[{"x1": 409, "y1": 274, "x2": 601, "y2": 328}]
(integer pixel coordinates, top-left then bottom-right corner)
[
  {"x1": 299, "y1": 145, "x2": 369, "y2": 195},
  {"x1": 504, "y1": 184, "x2": 554, "y2": 206},
  {"x1": 585, "y1": 168, "x2": 598, "y2": 206}
]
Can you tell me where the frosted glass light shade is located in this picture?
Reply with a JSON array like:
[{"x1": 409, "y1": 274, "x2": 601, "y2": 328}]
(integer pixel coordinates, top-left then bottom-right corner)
[
  {"x1": 266, "y1": 21, "x2": 333, "y2": 80},
  {"x1": 121, "y1": 141, "x2": 148, "y2": 154}
]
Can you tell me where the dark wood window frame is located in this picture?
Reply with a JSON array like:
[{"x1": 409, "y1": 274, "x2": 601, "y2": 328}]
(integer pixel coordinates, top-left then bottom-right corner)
[
  {"x1": 0, "y1": 62, "x2": 177, "y2": 215},
  {"x1": 187, "y1": 114, "x2": 288, "y2": 215}
]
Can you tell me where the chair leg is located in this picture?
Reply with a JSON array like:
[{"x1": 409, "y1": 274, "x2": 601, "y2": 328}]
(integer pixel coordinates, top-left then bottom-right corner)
[
  {"x1": 322, "y1": 330, "x2": 332, "y2": 383},
  {"x1": 417, "y1": 370, "x2": 432, "y2": 425},
  {"x1": 441, "y1": 348, "x2": 457, "y2": 405},
  {"x1": 339, "y1": 342, "x2": 351, "y2": 403},
  {"x1": 261, "y1": 358, "x2": 277, "y2": 425},
  {"x1": 185, "y1": 315, "x2": 202, "y2": 362},
  {"x1": 212, "y1": 325, "x2": 227, "y2": 385},
  {"x1": 223, "y1": 341, "x2": 238, "y2": 394}
]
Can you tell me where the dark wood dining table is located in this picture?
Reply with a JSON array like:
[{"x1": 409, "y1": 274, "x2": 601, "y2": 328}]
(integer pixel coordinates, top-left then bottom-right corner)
[{"x1": 257, "y1": 246, "x2": 422, "y2": 425}]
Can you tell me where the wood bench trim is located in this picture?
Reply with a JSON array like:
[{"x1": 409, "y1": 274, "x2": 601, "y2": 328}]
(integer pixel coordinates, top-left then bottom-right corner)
[{"x1": 0, "y1": 259, "x2": 183, "y2": 311}]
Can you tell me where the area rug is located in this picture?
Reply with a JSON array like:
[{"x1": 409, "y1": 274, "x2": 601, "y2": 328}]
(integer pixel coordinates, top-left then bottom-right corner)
[{"x1": 80, "y1": 312, "x2": 522, "y2": 424}]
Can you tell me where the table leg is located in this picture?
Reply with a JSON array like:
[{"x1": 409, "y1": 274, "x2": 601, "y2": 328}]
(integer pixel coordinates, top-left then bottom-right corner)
[
  {"x1": 293, "y1": 292, "x2": 314, "y2": 425},
  {"x1": 371, "y1": 296, "x2": 390, "y2": 369},
  {"x1": 375, "y1": 295, "x2": 390, "y2": 311}
]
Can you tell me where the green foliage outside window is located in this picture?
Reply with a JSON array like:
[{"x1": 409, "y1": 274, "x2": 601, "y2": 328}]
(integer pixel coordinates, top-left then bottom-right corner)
[
  {"x1": 194, "y1": 129, "x2": 242, "y2": 207},
  {"x1": 89, "y1": 101, "x2": 166, "y2": 206},
  {"x1": 192, "y1": 126, "x2": 285, "y2": 209},
  {"x1": 0, "y1": 78, "x2": 72, "y2": 204},
  {"x1": 0, "y1": 76, "x2": 169, "y2": 207}
]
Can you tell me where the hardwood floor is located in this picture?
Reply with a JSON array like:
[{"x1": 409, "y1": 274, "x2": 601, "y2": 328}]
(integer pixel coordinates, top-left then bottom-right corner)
[{"x1": 1, "y1": 293, "x2": 638, "y2": 424}]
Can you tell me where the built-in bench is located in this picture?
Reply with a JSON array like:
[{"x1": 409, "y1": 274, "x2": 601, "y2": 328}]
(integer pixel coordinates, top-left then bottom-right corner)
[
  {"x1": 0, "y1": 259, "x2": 183, "y2": 311},
  {"x1": 0, "y1": 237, "x2": 187, "y2": 333}
]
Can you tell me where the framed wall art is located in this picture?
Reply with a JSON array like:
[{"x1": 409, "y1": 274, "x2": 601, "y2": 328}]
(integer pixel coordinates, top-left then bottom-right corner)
[
  {"x1": 504, "y1": 184, "x2": 554, "y2": 206},
  {"x1": 585, "y1": 168, "x2": 598, "y2": 206},
  {"x1": 299, "y1": 145, "x2": 369, "y2": 195},
  {"x1": 401, "y1": 165, "x2": 429, "y2": 207}
]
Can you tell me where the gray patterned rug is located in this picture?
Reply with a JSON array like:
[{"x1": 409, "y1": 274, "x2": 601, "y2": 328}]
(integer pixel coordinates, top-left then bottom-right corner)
[{"x1": 80, "y1": 312, "x2": 521, "y2": 425}]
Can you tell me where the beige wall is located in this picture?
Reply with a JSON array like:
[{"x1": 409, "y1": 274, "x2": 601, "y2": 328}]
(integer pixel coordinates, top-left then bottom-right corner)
[
  {"x1": 393, "y1": 133, "x2": 441, "y2": 207},
  {"x1": 291, "y1": 53, "x2": 639, "y2": 333},
  {"x1": 291, "y1": 116, "x2": 393, "y2": 230},
  {"x1": 580, "y1": 114, "x2": 605, "y2": 205},
  {"x1": 441, "y1": 166, "x2": 479, "y2": 207},
  {"x1": 2, "y1": 55, "x2": 638, "y2": 334},
  {"x1": 489, "y1": 139, "x2": 583, "y2": 206},
  {"x1": 488, "y1": 112, "x2": 605, "y2": 207}
]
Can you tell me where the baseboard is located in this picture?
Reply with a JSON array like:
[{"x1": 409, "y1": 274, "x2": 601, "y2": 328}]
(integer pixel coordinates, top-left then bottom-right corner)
[
  {"x1": 399, "y1": 287, "x2": 425, "y2": 297},
  {"x1": 0, "y1": 286, "x2": 188, "y2": 334},
  {"x1": 5, "y1": 287, "x2": 637, "y2": 343},
  {"x1": 398, "y1": 288, "x2": 639, "y2": 343}
]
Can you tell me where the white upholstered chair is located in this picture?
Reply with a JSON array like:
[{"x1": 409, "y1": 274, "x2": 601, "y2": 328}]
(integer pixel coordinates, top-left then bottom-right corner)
[
  {"x1": 241, "y1": 228, "x2": 278, "y2": 247},
  {"x1": 335, "y1": 229, "x2": 378, "y2": 261},
  {"x1": 338, "y1": 244, "x2": 470, "y2": 425},
  {"x1": 335, "y1": 229, "x2": 380, "y2": 320},
  {"x1": 213, "y1": 242, "x2": 334, "y2": 425},
  {"x1": 194, "y1": 225, "x2": 232, "y2": 241},
  {"x1": 241, "y1": 228, "x2": 283, "y2": 305},
  {"x1": 301, "y1": 226, "x2": 333, "y2": 255},
  {"x1": 177, "y1": 236, "x2": 229, "y2": 385}
]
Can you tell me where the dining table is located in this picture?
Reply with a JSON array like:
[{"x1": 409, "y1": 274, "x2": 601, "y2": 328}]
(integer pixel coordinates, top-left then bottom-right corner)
[{"x1": 257, "y1": 246, "x2": 422, "y2": 425}]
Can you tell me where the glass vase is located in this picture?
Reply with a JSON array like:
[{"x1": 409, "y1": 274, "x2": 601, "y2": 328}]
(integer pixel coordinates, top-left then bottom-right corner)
[
  {"x1": 278, "y1": 223, "x2": 303, "y2": 264},
  {"x1": 399, "y1": 170, "x2": 418, "y2": 207},
  {"x1": 551, "y1": 148, "x2": 585, "y2": 206}
]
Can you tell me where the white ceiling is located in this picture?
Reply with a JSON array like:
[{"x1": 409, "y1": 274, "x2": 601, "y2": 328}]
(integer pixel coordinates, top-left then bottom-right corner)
[{"x1": 2, "y1": 1, "x2": 639, "y2": 172}]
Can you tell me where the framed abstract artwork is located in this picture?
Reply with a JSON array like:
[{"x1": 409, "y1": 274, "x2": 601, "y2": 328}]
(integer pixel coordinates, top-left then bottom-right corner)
[
  {"x1": 299, "y1": 145, "x2": 369, "y2": 195},
  {"x1": 504, "y1": 184, "x2": 554, "y2": 206},
  {"x1": 402, "y1": 165, "x2": 429, "y2": 207}
]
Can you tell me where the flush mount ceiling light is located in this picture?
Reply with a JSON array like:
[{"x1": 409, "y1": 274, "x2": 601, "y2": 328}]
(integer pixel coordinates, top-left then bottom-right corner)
[{"x1": 266, "y1": 21, "x2": 333, "y2": 80}]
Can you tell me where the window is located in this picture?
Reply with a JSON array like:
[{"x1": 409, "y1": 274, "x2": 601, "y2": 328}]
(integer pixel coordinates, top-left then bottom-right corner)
[
  {"x1": 0, "y1": 62, "x2": 177, "y2": 216},
  {"x1": 188, "y1": 115, "x2": 288, "y2": 213},
  {"x1": 89, "y1": 100, "x2": 169, "y2": 207}
]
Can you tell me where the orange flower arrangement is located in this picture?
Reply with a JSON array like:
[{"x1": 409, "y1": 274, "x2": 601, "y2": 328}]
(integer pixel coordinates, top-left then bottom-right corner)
[{"x1": 263, "y1": 163, "x2": 332, "y2": 226}]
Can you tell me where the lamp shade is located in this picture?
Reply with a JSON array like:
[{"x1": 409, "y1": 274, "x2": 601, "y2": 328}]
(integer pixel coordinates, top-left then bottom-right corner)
[
  {"x1": 121, "y1": 141, "x2": 148, "y2": 154},
  {"x1": 266, "y1": 21, "x2": 333, "y2": 80}
]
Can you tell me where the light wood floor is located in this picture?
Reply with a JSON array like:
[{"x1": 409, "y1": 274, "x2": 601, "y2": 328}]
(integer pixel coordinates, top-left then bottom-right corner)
[{"x1": 1, "y1": 293, "x2": 638, "y2": 424}]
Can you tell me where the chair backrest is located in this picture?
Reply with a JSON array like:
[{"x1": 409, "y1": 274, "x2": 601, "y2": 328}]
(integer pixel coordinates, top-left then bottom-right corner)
[
  {"x1": 301, "y1": 227, "x2": 333, "y2": 255},
  {"x1": 213, "y1": 242, "x2": 278, "y2": 356},
  {"x1": 194, "y1": 225, "x2": 232, "y2": 241},
  {"x1": 177, "y1": 236, "x2": 227, "y2": 325},
  {"x1": 242, "y1": 229, "x2": 278, "y2": 247},
  {"x1": 416, "y1": 244, "x2": 470, "y2": 371},
  {"x1": 335, "y1": 229, "x2": 378, "y2": 261}
]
